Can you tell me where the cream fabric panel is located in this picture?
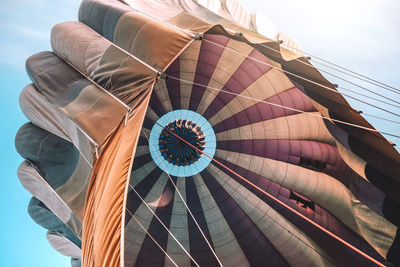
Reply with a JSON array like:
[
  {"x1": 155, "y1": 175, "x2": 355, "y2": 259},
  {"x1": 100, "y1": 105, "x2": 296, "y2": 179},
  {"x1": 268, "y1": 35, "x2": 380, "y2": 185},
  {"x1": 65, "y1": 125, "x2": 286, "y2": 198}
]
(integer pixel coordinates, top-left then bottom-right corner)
[
  {"x1": 193, "y1": 174, "x2": 251, "y2": 267},
  {"x1": 179, "y1": 39, "x2": 202, "y2": 109},
  {"x1": 216, "y1": 112, "x2": 335, "y2": 144},
  {"x1": 165, "y1": 178, "x2": 191, "y2": 267},
  {"x1": 207, "y1": 164, "x2": 335, "y2": 267},
  {"x1": 215, "y1": 150, "x2": 397, "y2": 257},
  {"x1": 209, "y1": 68, "x2": 294, "y2": 126},
  {"x1": 196, "y1": 38, "x2": 253, "y2": 114}
]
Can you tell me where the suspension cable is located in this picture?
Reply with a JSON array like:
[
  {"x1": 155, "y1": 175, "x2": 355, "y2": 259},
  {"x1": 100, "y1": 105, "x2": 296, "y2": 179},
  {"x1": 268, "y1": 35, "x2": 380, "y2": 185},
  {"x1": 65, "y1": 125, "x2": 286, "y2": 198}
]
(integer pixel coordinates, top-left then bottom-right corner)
[
  {"x1": 202, "y1": 39, "x2": 400, "y2": 118},
  {"x1": 142, "y1": 130, "x2": 224, "y2": 267},
  {"x1": 128, "y1": 183, "x2": 200, "y2": 266},
  {"x1": 125, "y1": 208, "x2": 179, "y2": 267},
  {"x1": 167, "y1": 75, "x2": 400, "y2": 139},
  {"x1": 150, "y1": 123, "x2": 340, "y2": 266},
  {"x1": 338, "y1": 87, "x2": 400, "y2": 109},
  {"x1": 279, "y1": 42, "x2": 400, "y2": 93},
  {"x1": 156, "y1": 121, "x2": 387, "y2": 267},
  {"x1": 257, "y1": 41, "x2": 400, "y2": 99}
]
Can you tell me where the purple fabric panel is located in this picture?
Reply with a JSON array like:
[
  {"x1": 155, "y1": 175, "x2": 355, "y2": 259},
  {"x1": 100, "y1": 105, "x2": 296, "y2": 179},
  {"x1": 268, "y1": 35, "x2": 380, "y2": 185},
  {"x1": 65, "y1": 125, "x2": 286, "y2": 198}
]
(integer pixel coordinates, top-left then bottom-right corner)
[
  {"x1": 212, "y1": 158, "x2": 386, "y2": 266},
  {"x1": 135, "y1": 177, "x2": 177, "y2": 267},
  {"x1": 185, "y1": 177, "x2": 219, "y2": 267},
  {"x1": 142, "y1": 115, "x2": 155, "y2": 131},
  {"x1": 216, "y1": 139, "x2": 386, "y2": 216},
  {"x1": 217, "y1": 139, "x2": 340, "y2": 173},
  {"x1": 125, "y1": 166, "x2": 162, "y2": 225},
  {"x1": 200, "y1": 168, "x2": 290, "y2": 267},
  {"x1": 165, "y1": 58, "x2": 181, "y2": 110},
  {"x1": 149, "y1": 90, "x2": 166, "y2": 117},
  {"x1": 137, "y1": 135, "x2": 148, "y2": 147},
  {"x1": 203, "y1": 49, "x2": 272, "y2": 119},
  {"x1": 189, "y1": 34, "x2": 229, "y2": 111},
  {"x1": 131, "y1": 153, "x2": 152, "y2": 171},
  {"x1": 212, "y1": 87, "x2": 315, "y2": 132}
]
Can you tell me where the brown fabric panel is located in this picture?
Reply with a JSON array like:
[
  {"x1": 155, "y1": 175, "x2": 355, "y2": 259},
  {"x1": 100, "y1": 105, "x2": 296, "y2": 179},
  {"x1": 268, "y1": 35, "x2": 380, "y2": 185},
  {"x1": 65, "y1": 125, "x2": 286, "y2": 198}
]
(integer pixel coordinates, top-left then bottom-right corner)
[
  {"x1": 73, "y1": 93, "x2": 128, "y2": 143},
  {"x1": 94, "y1": 45, "x2": 155, "y2": 109},
  {"x1": 51, "y1": 21, "x2": 157, "y2": 109},
  {"x1": 82, "y1": 91, "x2": 152, "y2": 267},
  {"x1": 113, "y1": 12, "x2": 192, "y2": 71}
]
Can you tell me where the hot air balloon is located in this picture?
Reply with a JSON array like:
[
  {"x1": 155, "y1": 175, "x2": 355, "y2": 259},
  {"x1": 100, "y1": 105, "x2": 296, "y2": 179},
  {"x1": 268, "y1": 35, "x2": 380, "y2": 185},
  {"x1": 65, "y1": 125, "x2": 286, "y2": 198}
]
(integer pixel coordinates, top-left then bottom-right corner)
[{"x1": 15, "y1": 0, "x2": 400, "y2": 266}]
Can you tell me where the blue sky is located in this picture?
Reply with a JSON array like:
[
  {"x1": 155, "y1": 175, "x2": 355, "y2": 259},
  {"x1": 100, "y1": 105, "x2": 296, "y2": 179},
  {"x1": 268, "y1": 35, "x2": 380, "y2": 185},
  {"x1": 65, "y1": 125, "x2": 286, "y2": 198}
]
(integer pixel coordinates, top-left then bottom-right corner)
[{"x1": 0, "y1": 0, "x2": 398, "y2": 266}]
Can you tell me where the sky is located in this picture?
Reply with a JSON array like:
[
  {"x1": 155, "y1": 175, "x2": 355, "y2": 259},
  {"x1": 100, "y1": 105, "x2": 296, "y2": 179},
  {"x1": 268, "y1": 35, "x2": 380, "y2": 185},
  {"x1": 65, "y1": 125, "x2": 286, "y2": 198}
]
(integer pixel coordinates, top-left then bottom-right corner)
[{"x1": 0, "y1": 0, "x2": 398, "y2": 266}]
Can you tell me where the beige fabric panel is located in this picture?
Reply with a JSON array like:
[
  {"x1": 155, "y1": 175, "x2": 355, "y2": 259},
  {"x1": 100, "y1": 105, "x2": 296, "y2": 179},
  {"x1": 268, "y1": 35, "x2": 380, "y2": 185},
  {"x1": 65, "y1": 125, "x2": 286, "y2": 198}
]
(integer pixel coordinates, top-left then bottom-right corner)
[
  {"x1": 193, "y1": 174, "x2": 251, "y2": 267},
  {"x1": 154, "y1": 79, "x2": 173, "y2": 113},
  {"x1": 47, "y1": 231, "x2": 82, "y2": 259},
  {"x1": 209, "y1": 68, "x2": 294, "y2": 126},
  {"x1": 179, "y1": 39, "x2": 202, "y2": 109},
  {"x1": 114, "y1": 11, "x2": 192, "y2": 71},
  {"x1": 216, "y1": 112, "x2": 335, "y2": 144},
  {"x1": 17, "y1": 161, "x2": 83, "y2": 237},
  {"x1": 196, "y1": 38, "x2": 253, "y2": 114},
  {"x1": 20, "y1": 84, "x2": 84, "y2": 156},
  {"x1": 124, "y1": 172, "x2": 169, "y2": 266},
  {"x1": 336, "y1": 141, "x2": 367, "y2": 180},
  {"x1": 165, "y1": 178, "x2": 191, "y2": 267},
  {"x1": 60, "y1": 83, "x2": 127, "y2": 145},
  {"x1": 207, "y1": 164, "x2": 335, "y2": 267},
  {"x1": 215, "y1": 150, "x2": 397, "y2": 257}
]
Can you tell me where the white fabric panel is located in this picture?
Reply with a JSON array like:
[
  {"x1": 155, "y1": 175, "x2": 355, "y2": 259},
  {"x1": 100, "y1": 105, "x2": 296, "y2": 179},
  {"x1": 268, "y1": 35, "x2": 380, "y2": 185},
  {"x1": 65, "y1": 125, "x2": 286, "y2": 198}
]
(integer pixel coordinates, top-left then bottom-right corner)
[{"x1": 46, "y1": 231, "x2": 82, "y2": 259}]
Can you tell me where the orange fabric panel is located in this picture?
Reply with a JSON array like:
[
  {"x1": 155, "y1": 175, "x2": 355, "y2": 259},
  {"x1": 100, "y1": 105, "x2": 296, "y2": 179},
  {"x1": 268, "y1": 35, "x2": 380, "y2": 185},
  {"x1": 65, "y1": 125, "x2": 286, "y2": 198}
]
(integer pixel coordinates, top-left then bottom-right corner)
[
  {"x1": 114, "y1": 12, "x2": 192, "y2": 71},
  {"x1": 82, "y1": 90, "x2": 152, "y2": 267}
]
